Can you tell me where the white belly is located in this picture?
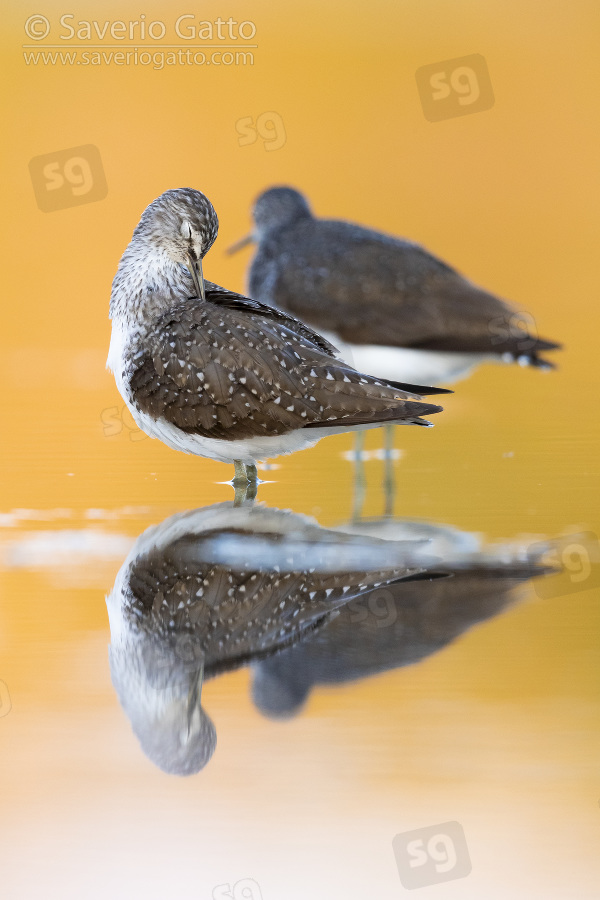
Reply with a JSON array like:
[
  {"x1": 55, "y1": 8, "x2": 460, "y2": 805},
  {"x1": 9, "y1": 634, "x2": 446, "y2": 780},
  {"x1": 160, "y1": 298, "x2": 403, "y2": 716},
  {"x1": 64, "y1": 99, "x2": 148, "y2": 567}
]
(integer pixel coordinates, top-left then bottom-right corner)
[
  {"x1": 320, "y1": 330, "x2": 498, "y2": 387},
  {"x1": 129, "y1": 404, "x2": 328, "y2": 464},
  {"x1": 127, "y1": 404, "x2": 417, "y2": 465}
]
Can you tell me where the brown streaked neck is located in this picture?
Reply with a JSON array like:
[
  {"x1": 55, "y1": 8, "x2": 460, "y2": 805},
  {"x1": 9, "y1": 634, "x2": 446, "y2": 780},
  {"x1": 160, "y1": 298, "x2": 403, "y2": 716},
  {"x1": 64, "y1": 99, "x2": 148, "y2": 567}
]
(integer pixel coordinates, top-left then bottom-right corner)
[{"x1": 109, "y1": 236, "x2": 195, "y2": 326}]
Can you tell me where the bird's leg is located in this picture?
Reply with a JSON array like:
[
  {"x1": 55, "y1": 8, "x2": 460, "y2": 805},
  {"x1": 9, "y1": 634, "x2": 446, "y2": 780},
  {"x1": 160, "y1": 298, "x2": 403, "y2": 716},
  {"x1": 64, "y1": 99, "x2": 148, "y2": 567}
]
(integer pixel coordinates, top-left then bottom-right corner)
[
  {"x1": 382, "y1": 425, "x2": 396, "y2": 517},
  {"x1": 233, "y1": 484, "x2": 246, "y2": 506},
  {"x1": 245, "y1": 464, "x2": 258, "y2": 502},
  {"x1": 232, "y1": 460, "x2": 258, "y2": 506},
  {"x1": 233, "y1": 460, "x2": 247, "y2": 506},
  {"x1": 245, "y1": 479, "x2": 258, "y2": 502},
  {"x1": 351, "y1": 432, "x2": 366, "y2": 522},
  {"x1": 354, "y1": 430, "x2": 366, "y2": 465},
  {"x1": 233, "y1": 459, "x2": 248, "y2": 485}
]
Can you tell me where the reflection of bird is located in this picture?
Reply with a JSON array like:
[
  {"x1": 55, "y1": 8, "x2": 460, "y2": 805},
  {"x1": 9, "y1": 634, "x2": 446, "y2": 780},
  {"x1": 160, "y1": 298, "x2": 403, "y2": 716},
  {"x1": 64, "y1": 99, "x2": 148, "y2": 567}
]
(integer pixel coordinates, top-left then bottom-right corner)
[
  {"x1": 251, "y1": 521, "x2": 556, "y2": 718},
  {"x1": 106, "y1": 503, "x2": 440, "y2": 775},
  {"x1": 231, "y1": 186, "x2": 561, "y2": 387},
  {"x1": 108, "y1": 189, "x2": 448, "y2": 493}
]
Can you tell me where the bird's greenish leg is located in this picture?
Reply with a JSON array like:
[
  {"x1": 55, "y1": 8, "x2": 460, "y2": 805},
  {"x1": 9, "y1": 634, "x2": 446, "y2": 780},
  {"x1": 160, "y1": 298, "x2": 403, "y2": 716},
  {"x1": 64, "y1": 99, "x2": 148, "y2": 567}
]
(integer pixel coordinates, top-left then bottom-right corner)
[
  {"x1": 383, "y1": 424, "x2": 396, "y2": 517},
  {"x1": 233, "y1": 483, "x2": 247, "y2": 506},
  {"x1": 245, "y1": 464, "x2": 258, "y2": 501},
  {"x1": 232, "y1": 460, "x2": 258, "y2": 505},
  {"x1": 354, "y1": 430, "x2": 366, "y2": 467},
  {"x1": 233, "y1": 460, "x2": 247, "y2": 484},
  {"x1": 245, "y1": 478, "x2": 258, "y2": 502},
  {"x1": 232, "y1": 460, "x2": 247, "y2": 506},
  {"x1": 351, "y1": 431, "x2": 366, "y2": 522}
]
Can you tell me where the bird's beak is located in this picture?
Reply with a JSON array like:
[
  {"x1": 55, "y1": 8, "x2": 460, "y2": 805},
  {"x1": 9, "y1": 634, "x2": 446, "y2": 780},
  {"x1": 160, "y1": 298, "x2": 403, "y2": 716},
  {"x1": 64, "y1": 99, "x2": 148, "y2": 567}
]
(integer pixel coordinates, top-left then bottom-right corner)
[
  {"x1": 187, "y1": 254, "x2": 205, "y2": 300},
  {"x1": 226, "y1": 233, "x2": 255, "y2": 255},
  {"x1": 186, "y1": 664, "x2": 204, "y2": 736}
]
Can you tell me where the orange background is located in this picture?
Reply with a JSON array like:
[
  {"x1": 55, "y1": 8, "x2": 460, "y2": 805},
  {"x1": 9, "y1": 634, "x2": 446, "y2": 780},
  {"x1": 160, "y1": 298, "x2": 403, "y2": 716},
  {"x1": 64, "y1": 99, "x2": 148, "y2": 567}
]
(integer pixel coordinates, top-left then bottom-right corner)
[{"x1": 1, "y1": 1, "x2": 599, "y2": 897}]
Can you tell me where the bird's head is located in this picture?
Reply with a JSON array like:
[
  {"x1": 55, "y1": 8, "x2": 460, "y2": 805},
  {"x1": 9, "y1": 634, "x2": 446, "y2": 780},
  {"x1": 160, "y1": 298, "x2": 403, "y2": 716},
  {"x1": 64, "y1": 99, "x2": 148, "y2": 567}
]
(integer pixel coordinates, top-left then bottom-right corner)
[
  {"x1": 252, "y1": 186, "x2": 312, "y2": 235},
  {"x1": 251, "y1": 663, "x2": 310, "y2": 719},
  {"x1": 132, "y1": 188, "x2": 219, "y2": 299},
  {"x1": 109, "y1": 639, "x2": 217, "y2": 776},
  {"x1": 227, "y1": 186, "x2": 312, "y2": 255}
]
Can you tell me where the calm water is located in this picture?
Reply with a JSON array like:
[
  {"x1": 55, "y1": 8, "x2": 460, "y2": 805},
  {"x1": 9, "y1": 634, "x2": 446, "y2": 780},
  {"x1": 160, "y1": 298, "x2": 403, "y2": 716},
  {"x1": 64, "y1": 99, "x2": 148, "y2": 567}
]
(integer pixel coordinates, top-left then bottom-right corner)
[
  {"x1": 1, "y1": 353, "x2": 598, "y2": 899},
  {"x1": 3, "y1": 0, "x2": 600, "y2": 896}
]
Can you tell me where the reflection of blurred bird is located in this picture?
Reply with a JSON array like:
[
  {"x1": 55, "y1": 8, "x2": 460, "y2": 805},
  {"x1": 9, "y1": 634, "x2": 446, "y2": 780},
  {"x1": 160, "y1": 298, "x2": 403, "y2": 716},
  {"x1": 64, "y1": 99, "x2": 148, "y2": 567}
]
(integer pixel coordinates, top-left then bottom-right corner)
[
  {"x1": 106, "y1": 503, "x2": 441, "y2": 775},
  {"x1": 230, "y1": 186, "x2": 561, "y2": 386},
  {"x1": 251, "y1": 521, "x2": 556, "y2": 718},
  {"x1": 108, "y1": 189, "x2": 448, "y2": 492}
]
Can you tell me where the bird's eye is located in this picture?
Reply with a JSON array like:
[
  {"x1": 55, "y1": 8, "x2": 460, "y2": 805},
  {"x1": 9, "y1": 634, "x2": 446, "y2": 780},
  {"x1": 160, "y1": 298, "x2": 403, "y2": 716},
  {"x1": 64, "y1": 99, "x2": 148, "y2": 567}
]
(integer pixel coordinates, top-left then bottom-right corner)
[{"x1": 180, "y1": 220, "x2": 193, "y2": 240}]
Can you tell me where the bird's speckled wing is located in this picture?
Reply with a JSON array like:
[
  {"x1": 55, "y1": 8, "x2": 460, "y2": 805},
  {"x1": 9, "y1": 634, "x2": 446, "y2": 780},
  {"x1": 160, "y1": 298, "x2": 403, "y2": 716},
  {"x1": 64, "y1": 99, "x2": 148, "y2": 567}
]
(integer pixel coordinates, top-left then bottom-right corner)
[
  {"x1": 125, "y1": 533, "x2": 422, "y2": 676},
  {"x1": 128, "y1": 290, "x2": 442, "y2": 440},
  {"x1": 250, "y1": 220, "x2": 560, "y2": 354},
  {"x1": 251, "y1": 563, "x2": 547, "y2": 715},
  {"x1": 201, "y1": 282, "x2": 339, "y2": 354}
]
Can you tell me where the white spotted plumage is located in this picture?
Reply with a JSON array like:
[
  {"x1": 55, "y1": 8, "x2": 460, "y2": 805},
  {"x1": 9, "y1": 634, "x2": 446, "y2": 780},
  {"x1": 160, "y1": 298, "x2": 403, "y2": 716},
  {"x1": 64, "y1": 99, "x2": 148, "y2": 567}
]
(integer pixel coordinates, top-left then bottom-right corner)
[{"x1": 108, "y1": 189, "x2": 446, "y2": 469}]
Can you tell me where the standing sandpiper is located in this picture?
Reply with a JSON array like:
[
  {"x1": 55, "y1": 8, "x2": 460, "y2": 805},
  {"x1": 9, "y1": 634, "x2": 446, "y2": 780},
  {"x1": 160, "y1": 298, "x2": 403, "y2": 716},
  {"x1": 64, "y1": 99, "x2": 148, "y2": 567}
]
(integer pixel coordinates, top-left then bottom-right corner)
[
  {"x1": 230, "y1": 186, "x2": 561, "y2": 387},
  {"x1": 108, "y1": 189, "x2": 448, "y2": 491}
]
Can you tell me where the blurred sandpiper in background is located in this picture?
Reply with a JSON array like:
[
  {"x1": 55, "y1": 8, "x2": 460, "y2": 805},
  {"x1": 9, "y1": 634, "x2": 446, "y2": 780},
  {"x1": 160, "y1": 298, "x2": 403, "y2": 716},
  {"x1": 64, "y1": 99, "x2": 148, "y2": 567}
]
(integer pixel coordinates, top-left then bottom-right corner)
[{"x1": 230, "y1": 184, "x2": 560, "y2": 386}]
